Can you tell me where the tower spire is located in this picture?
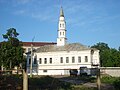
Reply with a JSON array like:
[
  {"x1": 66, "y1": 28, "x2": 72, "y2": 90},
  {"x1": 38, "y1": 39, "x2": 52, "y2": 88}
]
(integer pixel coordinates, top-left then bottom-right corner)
[
  {"x1": 60, "y1": 7, "x2": 64, "y2": 17},
  {"x1": 57, "y1": 7, "x2": 67, "y2": 46}
]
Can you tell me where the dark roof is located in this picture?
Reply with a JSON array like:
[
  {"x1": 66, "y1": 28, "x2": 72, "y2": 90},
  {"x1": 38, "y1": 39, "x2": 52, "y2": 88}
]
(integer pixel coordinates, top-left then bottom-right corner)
[
  {"x1": 22, "y1": 42, "x2": 56, "y2": 47},
  {"x1": 36, "y1": 43, "x2": 92, "y2": 53}
]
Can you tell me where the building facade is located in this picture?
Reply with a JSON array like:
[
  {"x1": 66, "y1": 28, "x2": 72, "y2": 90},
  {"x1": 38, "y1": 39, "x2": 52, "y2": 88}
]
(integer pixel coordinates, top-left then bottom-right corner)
[{"x1": 26, "y1": 7, "x2": 100, "y2": 75}]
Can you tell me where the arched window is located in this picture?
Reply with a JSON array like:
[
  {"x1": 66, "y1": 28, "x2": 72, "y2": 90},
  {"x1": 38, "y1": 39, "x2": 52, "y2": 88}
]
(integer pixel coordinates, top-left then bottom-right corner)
[
  {"x1": 63, "y1": 32, "x2": 64, "y2": 35},
  {"x1": 60, "y1": 24, "x2": 61, "y2": 27},
  {"x1": 60, "y1": 32, "x2": 61, "y2": 35}
]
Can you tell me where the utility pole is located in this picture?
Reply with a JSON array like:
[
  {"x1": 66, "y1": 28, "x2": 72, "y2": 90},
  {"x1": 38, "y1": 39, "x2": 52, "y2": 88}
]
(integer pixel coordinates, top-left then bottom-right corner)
[
  {"x1": 97, "y1": 68, "x2": 101, "y2": 90},
  {"x1": 23, "y1": 69, "x2": 28, "y2": 90},
  {"x1": 30, "y1": 44, "x2": 33, "y2": 77}
]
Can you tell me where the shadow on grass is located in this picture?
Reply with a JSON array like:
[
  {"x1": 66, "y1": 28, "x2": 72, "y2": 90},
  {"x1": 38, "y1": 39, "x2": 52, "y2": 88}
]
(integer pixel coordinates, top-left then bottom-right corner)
[
  {"x1": 0, "y1": 74, "x2": 23, "y2": 90},
  {"x1": 29, "y1": 76, "x2": 72, "y2": 90},
  {"x1": 1, "y1": 75, "x2": 96, "y2": 90},
  {"x1": 58, "y1": 75, "x2": 96, "y2": 85}
]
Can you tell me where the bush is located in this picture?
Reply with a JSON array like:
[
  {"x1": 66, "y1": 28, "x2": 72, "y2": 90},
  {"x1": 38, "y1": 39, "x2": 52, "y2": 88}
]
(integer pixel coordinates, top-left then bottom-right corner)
[
  {"x1": 113, "y1": 77, "x2": 120, "y2": 90},
  {"x1": 101, "y1": 76, "x2": 117, "y2": 84},
  {"x1": 73, "y1": 85, "x2": 97, "y2": 90}
]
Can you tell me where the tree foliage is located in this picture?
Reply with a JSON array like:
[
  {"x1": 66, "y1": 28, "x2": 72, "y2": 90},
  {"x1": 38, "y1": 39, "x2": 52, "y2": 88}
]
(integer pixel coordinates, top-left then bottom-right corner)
[
  {"x1": 0, "y1": 28, "x2": 24, "y2": 69},
  {"x1": 91, "y1": 42, "x2": 120, "y2": 67}
]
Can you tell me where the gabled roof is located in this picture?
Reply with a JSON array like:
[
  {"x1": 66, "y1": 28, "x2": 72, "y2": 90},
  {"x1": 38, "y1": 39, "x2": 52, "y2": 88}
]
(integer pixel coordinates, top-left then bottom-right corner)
[
  {"x1": 36, "y1": 43, "x2": 91, "y2": 53},
  {"x1": 22, "y1": 42, "x2": 56, "y2": 47}
]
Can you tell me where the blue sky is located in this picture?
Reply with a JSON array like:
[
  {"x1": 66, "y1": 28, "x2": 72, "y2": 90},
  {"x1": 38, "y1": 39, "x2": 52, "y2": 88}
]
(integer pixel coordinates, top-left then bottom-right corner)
[{"x1": 0, "y1": 0, "x2": 120, "y2": 49}]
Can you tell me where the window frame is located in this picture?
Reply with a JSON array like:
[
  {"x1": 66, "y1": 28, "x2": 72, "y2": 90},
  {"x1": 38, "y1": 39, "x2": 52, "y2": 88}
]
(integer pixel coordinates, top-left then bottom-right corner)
[
  {"x1": 78, "y1": 56, "x2": 81, "y2": 63},
  {"x1": 66, "y1": 57, "x2": 69, "y2": 63},
  {"x1": 60, "y1": 57, "x2": 63, "y2": 63},
  {"x1": 85, "y1": 56, "x2": 88, "y2": 62},
  {"x1": 44, "y1": 58, "x2": 47, "y2": 64},
  {"x1": 39, "y1": 58, "x2": 42, "y2": 64},
  {"x1": 50, "y1": 58, "x2": 52, "y2": 64},
  {"x1": 72, "y1": 56, "x2": 75, "y2": 63}
]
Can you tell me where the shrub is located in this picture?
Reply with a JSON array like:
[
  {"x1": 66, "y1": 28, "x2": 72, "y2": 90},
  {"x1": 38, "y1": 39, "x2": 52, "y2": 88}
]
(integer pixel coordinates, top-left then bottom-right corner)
[
  {"x1": 101, "y1": 76, "x2": 117, "y2": 84},
  {"x1": 113, "y1": 77, "x2": 120, "y2": 90}
]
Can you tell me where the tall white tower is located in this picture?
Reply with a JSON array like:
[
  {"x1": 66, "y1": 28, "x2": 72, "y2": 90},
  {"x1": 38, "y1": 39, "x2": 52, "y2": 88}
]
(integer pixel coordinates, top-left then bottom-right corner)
[{"x1": 57, "y1": 7, "x2": 67, "y2": 46}]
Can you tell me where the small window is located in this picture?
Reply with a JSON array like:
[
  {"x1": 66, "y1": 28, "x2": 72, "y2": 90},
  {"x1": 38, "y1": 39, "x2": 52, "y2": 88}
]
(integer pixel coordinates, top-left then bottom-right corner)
[
  {"x1": 44, "y1": 58, "x2": 47, "y2": 64},
  {"x1": 50, "y1": 58, "x2": 52, "y2": 64},
  {"x1": 43, "y1": 70, "x2": 47, "y2": 72},
  {"x1": 60, "y1": 57, "x2": 63, "y2": 63},
  {"x1": 78, "y1": 56, "x2": 81, "y2": 63},
  {"x1": 72, "y1": 57, "x2": 75, "y2": 63},
  {"x1": 39, "y1": 58, "x2": 42, "y2": 64},
  {"x1": 85, "y1": 56, "x2": 88, "y2": 62},
  {"x1": 66, "y1": 57, "x2": 69, "y2": 63}
]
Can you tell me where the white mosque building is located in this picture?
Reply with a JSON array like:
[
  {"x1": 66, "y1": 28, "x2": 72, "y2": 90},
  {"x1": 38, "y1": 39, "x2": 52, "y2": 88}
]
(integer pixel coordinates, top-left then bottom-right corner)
[{"x1": 26, "y1": 7, "x2": 100, "y2": 75}]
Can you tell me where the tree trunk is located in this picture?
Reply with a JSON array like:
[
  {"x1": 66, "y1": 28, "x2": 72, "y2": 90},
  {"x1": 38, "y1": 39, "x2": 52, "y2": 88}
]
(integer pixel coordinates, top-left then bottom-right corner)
[
  {"x1": 1, "y1": 64, "x2": 4, "y2": 71},
  {"x1": 10, "y1": 60, "x2": 12, "y2": 69}
]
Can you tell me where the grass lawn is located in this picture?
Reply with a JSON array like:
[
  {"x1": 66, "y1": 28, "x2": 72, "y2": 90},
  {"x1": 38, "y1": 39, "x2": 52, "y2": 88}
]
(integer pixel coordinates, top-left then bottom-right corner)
[{"x1": 0, "y1": 74, "x2": 120, "y2": 90}]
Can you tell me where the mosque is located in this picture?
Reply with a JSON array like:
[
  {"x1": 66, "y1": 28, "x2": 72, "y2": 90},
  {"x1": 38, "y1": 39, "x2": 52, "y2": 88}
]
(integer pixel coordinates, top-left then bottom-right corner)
[{"x1": 26, "y1": 7, "x2": 100, "y2": 75}]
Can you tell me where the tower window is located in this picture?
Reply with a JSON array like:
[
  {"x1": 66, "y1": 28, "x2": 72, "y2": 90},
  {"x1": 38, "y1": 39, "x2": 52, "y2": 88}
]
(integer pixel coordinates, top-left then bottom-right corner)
[
  {"x1": 60, "y1": 24, "x2": 61, "y2": 27},
  {"x1": 60, "y1": 32, "x2": 61, "y2": 35},
  {"x1": 63, "y1": 32, "x2": 64, "y2": 35}
]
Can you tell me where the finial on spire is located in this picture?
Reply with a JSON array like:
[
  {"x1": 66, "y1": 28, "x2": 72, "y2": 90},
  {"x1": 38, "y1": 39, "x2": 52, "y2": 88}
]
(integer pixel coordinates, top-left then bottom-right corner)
[{"x1": 60, "y1": 7, "x2": 64, "y2": 17}]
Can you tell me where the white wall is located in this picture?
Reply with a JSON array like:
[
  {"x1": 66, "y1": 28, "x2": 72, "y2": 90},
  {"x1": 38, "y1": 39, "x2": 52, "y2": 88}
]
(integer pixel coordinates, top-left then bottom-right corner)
[{"x1": 27, "y1": 50, "x2": 99, "y2": 75}]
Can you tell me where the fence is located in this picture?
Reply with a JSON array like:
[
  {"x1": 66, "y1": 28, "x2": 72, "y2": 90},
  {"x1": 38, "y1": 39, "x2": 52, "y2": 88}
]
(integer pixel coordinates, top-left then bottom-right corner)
[{"x1": 100, "y1": 67, "x2": 120, "y2": 77}]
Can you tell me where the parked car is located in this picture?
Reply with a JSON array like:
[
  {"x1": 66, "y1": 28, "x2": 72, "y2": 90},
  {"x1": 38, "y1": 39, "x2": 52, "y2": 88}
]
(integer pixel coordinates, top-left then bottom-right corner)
[
  {"x1": 80, "y1": 67, "x2": 88, "y2": 76},
  {"x1": 80, "y1": 67, "x2": 98, "y2": 76},
  {"x1": 69, "y1": 69, "x2": 78, "y2": 76}
]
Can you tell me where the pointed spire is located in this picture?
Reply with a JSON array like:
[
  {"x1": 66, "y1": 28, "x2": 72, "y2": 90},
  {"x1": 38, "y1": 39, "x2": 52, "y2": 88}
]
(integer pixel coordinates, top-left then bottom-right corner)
[{"x1": 60, "y1": 7, "x2": 64, "y2": 17}]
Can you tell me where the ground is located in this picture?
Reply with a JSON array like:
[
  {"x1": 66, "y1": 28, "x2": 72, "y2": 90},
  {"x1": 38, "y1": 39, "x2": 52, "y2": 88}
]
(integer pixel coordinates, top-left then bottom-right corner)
[{"x1": 0, "y1": 74, "x2": 117, "y2": 90}]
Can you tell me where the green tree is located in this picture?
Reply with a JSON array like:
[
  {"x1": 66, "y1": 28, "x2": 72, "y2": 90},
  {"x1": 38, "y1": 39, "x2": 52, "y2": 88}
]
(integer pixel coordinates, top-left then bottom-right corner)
[
  {"x1": 0, "y1": 28, "x2": 24, "y2": 69},
  {"x1": 91, "y1": 42, "x2": 120, "y2": 67}
]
